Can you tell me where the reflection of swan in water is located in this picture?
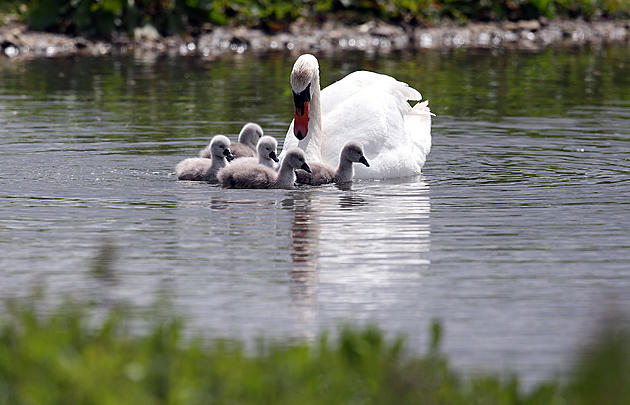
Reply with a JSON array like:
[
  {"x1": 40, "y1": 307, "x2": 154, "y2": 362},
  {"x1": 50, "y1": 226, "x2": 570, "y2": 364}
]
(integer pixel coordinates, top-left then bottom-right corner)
[
  {"x1": 209, "y1": 197, "x2": 229, "y2": 210},
  {"x1": 306, "y1": 178, "x2": 431, "y2": 331},
  {"x1": 283, "y1": 177, "x2": 431, "y2": 340},
  {"x1": 283, "y1": 191, "x2": 320, "y2": 304},
  {"x1": 336, "y1": 189, "x2": 368, "y2": 209},
  {"x1": 170, "y1": 175, "x2": 430, "y2": 346}
]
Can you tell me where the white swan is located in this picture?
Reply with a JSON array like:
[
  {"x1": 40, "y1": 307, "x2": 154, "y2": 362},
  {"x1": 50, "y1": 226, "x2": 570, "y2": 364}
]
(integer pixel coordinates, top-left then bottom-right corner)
[
  {"x1": 176, "y1": 135, "x2": 234, "y2": 182},
  {"x1": 295, "y1": 141, "x2": 370, "y2": 185},
  {"x1": 280, "y1": 54, "x2": 432, "y2": 179},
  {"x1": 218, "y1": 148, "x2": 311, "y2": 189}
]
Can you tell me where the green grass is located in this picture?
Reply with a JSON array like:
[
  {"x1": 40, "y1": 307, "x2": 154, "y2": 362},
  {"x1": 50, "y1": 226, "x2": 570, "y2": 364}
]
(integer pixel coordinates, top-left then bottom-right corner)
[
  {"x1": 0, "y1": 246, "x2": 629, "y2": 404},
  {"x1": 1, "y1": 296, "x2": 629, "y2": 404},
  {"x1": 2, "y1": 0, "x2": 630, "y2": 37}
]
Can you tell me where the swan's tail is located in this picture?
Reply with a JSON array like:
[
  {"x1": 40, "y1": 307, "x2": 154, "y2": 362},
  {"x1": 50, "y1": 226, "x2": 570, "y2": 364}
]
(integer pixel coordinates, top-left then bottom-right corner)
[
  {"x1": 395, "y1": 80, "x2": 422, "y2": 102},
  {"x1": 408, "y1": 100, "x2": 434, "y2": 116},
  {"x1": 404, "y1": 99, "x2": 433, "y2": 160}
]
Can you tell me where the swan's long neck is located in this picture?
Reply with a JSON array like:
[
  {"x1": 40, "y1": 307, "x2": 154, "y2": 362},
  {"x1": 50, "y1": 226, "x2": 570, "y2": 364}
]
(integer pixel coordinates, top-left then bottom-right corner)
[
  {"x1": 275, "y1": 162, "x2": 296, "y2": 188},
  {"x1": 335, "y1": 156, "x2": 354, "y2": 183},
  {"x1": 211, "y1": 155, "x2": 228, "y2": 174},
  {"x1": 297, "y1": 72, "x2": 323, "y2": 163},
  {"x1": 258, "y1": 155, "x2": 270, "y2": 167}
]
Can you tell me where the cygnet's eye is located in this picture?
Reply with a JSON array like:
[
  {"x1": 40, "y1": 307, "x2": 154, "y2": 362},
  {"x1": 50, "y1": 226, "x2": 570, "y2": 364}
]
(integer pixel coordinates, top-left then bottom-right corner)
[{"x1": 220, "y1": 145, "x2": 225, "y2": 149}]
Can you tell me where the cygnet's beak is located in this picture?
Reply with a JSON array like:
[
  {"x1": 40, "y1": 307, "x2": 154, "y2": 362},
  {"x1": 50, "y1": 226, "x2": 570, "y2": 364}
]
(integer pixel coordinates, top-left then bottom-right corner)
[
  {"x1": 292, "y1": 84, "x2": 311, "y2": 140},
  {"x1": 301, "y1": 162, "x2": 312, "y2": 173},
  {"x1": 269, "y1": 151, "x2": 279, "y2": 163},
  {"x1": 359, "y1": 156, "x2": 370, "y2": 167},
  {"x1": 224, "y1": 148, "x2": 235, "y2": 161}
]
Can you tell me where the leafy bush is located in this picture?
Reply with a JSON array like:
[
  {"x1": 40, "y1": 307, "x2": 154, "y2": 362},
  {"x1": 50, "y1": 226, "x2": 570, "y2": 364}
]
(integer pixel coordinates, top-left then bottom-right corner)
[
  {"x1": 7, "y1": 0, "x2": 630, "y2": 37},
  {"x1": 1, "y1": 294, "x2": 630, "y2": 404}
]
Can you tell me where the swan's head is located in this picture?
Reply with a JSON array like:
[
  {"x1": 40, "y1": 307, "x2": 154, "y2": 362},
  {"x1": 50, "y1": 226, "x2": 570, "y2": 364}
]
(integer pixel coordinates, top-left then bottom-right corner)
[
  {"x1": 257, "y1": 135, "x2": 279, "y2": 162},
  {"x1": 342, "y1": 141, "x2": 370, "y2": 167},
  {"x1": 290, "y1": 54, "x2": 319, "y2": 141},
  {"x1": 211, "y1": 135, "x2": 234, "y2": 161},
  {"x1": 238, "y1": 123, "x2": 264, "y2": 149},
  {"x1": 284, "y1": 148, "x2": 311, "y2": 173}
]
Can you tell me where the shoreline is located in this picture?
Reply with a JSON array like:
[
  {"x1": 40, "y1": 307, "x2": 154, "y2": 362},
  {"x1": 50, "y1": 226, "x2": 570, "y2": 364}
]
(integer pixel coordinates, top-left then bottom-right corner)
[{"x1": 2, "y1": 18, "x2": 630, "y2": 59}]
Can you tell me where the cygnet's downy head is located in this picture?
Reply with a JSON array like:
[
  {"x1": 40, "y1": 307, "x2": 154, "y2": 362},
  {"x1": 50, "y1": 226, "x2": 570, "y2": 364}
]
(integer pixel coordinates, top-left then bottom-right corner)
[
  {"x1": 257, "y1": 136, "x2": 279, "y2": 162},
  {"x1": 342, "y1": 141, "x2": 370, "y2": 167},
  {"x1": 290, "y1": 54, "x2": 319, "y2": 141},
  {"x1": 285, "y1": 148, "x2": 312, "y2": 173},
  {"x1": 211, "y1": 135, "x2": 234, "y2": 161},
  {"x1": 238, "y1": 123, "x2": 264, "y2": 149}
]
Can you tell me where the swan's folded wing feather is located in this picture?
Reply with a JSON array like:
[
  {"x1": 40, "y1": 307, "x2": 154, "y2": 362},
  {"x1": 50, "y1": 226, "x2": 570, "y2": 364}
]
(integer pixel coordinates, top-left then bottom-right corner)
[
  {"x1": 406, "y1": 100, "x2": 433, "y2": 157},
  {"x1": 320, "y1": 83, "x2": 410, "y2": 162},
  {"x1": 320, "y1": 70, "x2": 421, "y2": 115},
  {"x1": 321, "y1": 81, "x2": 431, "y2": 178}
]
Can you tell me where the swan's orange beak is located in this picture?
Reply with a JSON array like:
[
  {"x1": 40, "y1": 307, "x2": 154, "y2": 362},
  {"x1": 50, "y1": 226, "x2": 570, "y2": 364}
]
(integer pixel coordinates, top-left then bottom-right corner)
[
  {"x1": 292, "y1": 83, "x2": 311, "y2": 140},
  {"x1": 294, "y1": 102, "x2": 309, "y2": 140}
]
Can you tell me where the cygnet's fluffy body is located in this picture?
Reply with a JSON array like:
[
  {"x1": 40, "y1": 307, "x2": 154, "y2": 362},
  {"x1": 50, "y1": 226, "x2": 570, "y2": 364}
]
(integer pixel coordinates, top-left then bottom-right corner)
[
  {"x1": 200, "y1": 123, "x2": 263, "y2": 159},
  {"x1": 231, "y1": 135, "x2": 279, "y2": 169},
  {"x1": 176, "y1": 135, "x2": 234, "y2": 182},
  {"x1": 296, "y1": 141, "x2": 370, "y2": 185},
  {"x1": 218, "y1": 148, "x2": 310, "y2": 189}
]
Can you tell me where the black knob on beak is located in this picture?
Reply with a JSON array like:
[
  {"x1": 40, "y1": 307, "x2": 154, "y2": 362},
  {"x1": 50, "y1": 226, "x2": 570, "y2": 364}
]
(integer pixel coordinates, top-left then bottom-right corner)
[
  {"x1": 224, "y1": 148, "x2": 235, "y2": 161},
  {"x1": 301, "y1": 162, "x2": 312, "y2": 173}
]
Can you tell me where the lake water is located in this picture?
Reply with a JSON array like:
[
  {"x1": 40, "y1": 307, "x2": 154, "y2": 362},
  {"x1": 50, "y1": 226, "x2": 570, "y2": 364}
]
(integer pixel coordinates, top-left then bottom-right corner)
[{"x1": 1, "y1": 47, "x2": 629, "y2": 385}]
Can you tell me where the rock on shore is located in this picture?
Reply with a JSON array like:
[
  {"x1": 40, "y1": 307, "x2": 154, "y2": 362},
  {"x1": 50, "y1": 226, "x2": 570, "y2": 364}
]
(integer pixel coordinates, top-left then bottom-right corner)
[{"x1": 2, "y1": 19, "x2": 630, "y2": 59}]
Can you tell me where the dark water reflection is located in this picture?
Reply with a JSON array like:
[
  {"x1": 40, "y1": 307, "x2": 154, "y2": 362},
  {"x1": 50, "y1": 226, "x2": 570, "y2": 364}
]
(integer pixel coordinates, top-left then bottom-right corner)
[{"x1": 1, "y1": 46, "x2": 629, "y2": 384}]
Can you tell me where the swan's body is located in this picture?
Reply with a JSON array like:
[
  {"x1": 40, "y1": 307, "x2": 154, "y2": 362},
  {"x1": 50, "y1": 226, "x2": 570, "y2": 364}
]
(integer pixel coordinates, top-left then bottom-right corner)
[
  {"x1": 296, "y1": 141, "x2": 370, "y2": 185},
  {"x1": 200, "y1": 123, "x2": 263, "y2": 159},
  {"x1": 218, "y1": 148, "x2": 310, "y2": 189},
  {"x1": 177, "y1": 135, "x2": 234, "y2": 182},
  {"x1": 281, "y1": 54, "x2": 432, "y2": 179}
]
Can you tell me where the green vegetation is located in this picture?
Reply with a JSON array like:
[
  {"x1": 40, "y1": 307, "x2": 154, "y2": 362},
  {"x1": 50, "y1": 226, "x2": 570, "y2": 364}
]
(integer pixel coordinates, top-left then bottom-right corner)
[
  {"x1": 1, "y1": 0, "x2": 630, "y2": 37},
  {"x1": 0, "y1": 244, "x2": 628, "y2": 404},
  {"x1": 1, "y1": 297, "x2": 629, "y2": 404}
]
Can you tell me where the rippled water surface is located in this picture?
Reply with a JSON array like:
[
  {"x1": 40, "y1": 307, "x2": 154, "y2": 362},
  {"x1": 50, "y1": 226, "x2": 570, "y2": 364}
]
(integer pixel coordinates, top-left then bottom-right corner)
[{"x1": 1, "y1": 47, "x2": 629, "y2": 384}]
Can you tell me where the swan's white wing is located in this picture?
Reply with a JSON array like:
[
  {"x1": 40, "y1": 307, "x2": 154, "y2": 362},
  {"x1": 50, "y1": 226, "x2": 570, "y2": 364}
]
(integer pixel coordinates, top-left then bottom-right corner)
[
  {"x1": 322, "y1": 78, "x2": 430, "y2": 179},
  {"x1": 320, "y1": 71, "x2": 421, "y2": 116}
]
